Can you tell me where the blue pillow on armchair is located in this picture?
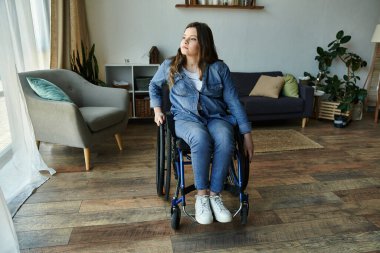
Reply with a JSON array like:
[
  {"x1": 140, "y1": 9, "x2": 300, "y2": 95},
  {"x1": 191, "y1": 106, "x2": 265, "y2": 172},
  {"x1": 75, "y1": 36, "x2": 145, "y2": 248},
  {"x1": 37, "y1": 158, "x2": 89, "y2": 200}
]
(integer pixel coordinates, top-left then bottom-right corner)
[{"x1": 26, "y1": 77, "x2": 73, "y2": 103}]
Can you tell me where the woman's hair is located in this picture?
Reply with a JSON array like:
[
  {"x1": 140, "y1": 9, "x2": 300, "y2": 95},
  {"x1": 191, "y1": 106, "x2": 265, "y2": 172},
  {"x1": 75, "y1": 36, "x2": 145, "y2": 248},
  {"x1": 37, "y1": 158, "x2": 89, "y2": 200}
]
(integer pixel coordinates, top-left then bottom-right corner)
[{"x1": 168, "y1": 22, "x2": 219, "y2": 86}]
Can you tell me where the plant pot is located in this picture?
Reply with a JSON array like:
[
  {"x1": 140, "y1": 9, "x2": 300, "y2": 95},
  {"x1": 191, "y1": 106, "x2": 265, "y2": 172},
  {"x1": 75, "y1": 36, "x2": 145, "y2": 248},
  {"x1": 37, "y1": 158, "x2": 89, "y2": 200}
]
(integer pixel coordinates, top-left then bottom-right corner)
[
  {"x1": 333, "y1": 114, "x2": 350, "y2": 128},
  {"x1": 351, "y1": 101, "x2": 363, "y2": 121},
  {"x1": 318, "y1": 101, "x2": 352, "y2": 121}
]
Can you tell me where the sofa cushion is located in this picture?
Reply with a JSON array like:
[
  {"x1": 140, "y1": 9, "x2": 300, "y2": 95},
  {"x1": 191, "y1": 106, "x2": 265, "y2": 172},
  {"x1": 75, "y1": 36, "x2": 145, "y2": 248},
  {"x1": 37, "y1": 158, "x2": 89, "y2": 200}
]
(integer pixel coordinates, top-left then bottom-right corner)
[
  {"x1": 240, "y1": 96, "x2": 304, "y2": 115},
  {"x1": 282, "y1": 74, "x2": 299, "y2": 98},
  {"x1": 249, "y1": 75, "x2": 285, "y2": 98},
  {"x1": 26, "y1": 77, "x2": 73, "y2": 103},
  {"x1": 231, "y1": 71, "x2": 283, "y2": 97},
  {"x1": 79, "y1": 107, "x2": 126, "y2": 132}
]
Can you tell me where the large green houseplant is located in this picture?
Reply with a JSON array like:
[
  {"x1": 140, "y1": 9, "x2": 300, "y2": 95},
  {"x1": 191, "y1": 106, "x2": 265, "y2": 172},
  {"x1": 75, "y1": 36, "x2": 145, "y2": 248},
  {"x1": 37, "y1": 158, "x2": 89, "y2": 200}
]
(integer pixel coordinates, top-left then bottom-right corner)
[
  {"x1": 70, "y1": 41, "x2": 106, "y2": 86},
  {"x1": 305, "y1": 30, "x2": 367, "y2": 113}
]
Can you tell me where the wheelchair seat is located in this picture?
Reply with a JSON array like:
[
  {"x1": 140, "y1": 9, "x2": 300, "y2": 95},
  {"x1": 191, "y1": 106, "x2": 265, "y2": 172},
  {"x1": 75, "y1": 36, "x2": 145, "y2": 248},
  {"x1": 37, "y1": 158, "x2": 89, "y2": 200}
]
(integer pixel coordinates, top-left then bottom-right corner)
[{"x1": 176, "y1": 138, "x2": 191, "y2": 152}]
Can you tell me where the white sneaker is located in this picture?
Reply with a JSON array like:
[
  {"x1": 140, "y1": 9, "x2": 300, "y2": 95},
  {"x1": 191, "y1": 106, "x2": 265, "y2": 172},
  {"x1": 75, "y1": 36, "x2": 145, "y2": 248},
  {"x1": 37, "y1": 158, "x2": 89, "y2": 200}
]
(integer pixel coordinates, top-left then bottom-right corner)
[
  {"x1": 210, "y1": 195, "x2": 232, "y2": 223},
  {"x1": 195, "y1": 195, "x2": 213, "y2": 225}
]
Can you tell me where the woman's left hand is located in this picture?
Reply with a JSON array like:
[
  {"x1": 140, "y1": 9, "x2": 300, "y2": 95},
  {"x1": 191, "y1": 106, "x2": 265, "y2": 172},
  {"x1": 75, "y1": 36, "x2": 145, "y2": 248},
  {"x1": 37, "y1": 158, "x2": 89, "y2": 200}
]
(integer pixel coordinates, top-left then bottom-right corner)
[{"x1": 243, "y1": 133, "x2": 254, "y2": 163}]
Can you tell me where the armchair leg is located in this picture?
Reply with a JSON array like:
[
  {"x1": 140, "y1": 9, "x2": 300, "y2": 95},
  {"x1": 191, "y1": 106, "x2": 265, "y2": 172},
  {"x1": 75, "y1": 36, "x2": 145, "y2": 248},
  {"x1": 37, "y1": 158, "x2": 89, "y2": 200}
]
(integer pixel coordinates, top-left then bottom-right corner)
[
  {"x1": 36, "y1": 140, "x2": 40, "y2": 149},
  {"x1": 115, "y1": 133, "x2": 123, "y2": 151},
  {"x1": 302, "y1": 118, "x2": 308, "y2": 128},
  {"x1": 84, "y1": 148, "x2": 90, "y2": 171}
]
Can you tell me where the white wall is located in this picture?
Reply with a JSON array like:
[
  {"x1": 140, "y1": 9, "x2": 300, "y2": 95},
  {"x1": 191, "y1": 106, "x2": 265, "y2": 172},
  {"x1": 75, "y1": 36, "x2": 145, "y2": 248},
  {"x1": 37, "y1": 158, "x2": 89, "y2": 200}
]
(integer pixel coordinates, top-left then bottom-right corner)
[{"x1": 85, "y1": 0, "x2": 380, "y2": 86}]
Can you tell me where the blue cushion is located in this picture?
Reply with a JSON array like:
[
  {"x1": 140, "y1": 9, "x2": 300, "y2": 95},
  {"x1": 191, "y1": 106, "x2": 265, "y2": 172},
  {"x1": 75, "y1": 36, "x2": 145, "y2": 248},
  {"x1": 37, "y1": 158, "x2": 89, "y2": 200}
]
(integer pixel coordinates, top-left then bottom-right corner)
[{"x1": 26, "y1": 77, "x2": 72, "y2": 103}]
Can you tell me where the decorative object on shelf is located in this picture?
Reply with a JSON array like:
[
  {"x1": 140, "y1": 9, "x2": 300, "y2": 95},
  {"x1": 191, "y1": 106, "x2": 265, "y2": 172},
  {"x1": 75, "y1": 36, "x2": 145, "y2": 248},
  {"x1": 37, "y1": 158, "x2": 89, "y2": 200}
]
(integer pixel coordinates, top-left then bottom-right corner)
[
  {"x1": 176, "y1": 1, "x2": 263, "y2": 9},
  {"x1": 370, "y1": 24, "x2": 380, "y2": 123},
  {"x1": 199, "y1": 0, "x2": 208, "y2": 4},
  {"x1": 149, "y1": 46, "x2": 160, "y2": 64},
  {"x1": 304, "y1": 30, "x2": 367, "y2": 120},
  {"x1": 240, "y1": 0, "x2": 252, "y2": 6},
  {"x1": 112, "y1": 80, "x2": 131, "y2": 90},
  {"x1": 211, "y1": 0, "x2": 219, "y2": 5},
  {"x1": 70, "y1": 41, "x2": 106, "y2": 86}
]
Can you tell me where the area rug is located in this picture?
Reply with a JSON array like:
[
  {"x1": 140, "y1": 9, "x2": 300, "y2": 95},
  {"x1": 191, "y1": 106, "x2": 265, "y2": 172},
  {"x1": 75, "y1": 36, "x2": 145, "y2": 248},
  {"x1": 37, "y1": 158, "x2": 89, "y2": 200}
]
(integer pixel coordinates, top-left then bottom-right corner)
[{"x1": 252, "y1": 129, "x2": 323, "y2": 153}]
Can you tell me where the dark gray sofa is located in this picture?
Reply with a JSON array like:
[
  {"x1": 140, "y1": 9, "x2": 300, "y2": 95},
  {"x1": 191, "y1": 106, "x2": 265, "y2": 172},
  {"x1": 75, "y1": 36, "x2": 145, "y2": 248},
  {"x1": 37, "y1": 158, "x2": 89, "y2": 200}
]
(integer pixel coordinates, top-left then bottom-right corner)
[{"x1": 231, "y1": 71, "x2": 314, "y2": 128}]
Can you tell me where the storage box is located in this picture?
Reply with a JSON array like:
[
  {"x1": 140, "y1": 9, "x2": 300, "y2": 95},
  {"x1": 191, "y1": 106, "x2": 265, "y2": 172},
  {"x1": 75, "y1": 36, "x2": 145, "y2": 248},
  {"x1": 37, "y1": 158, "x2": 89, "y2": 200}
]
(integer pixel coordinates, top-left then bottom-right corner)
[
  {"x1": 135, "y1": 97, "x2": 154, "y2": 117},
  {"x1": 134, "y1": 76, "x2": 152, "y2": 91}
]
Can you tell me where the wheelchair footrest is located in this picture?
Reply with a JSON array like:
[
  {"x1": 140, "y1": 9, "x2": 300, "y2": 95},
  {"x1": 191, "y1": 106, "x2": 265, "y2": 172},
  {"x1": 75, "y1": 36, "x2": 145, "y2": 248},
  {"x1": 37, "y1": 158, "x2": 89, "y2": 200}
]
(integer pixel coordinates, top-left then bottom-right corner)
[{"x1": 183, "y1": 184, "x2": 196, "y2": 195}]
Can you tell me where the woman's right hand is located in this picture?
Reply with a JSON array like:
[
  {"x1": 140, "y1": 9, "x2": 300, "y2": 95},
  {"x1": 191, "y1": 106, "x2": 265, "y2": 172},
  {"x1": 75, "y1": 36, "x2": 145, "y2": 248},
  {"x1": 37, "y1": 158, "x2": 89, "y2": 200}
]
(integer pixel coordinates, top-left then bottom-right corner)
[
  {"x1": 154, "y1": 107, "x2": 165, "y2": 126},
  {"x1": 243, "y1": 133, "x2": 254, "y2": 163}
]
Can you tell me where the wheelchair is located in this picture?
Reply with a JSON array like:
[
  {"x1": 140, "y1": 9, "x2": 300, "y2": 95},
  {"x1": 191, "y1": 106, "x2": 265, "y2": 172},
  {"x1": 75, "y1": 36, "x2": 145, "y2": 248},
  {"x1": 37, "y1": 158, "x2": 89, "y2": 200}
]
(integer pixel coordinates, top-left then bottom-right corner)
[{"x1": 155, "y1": 88, "x2": 251, "y2": 229}]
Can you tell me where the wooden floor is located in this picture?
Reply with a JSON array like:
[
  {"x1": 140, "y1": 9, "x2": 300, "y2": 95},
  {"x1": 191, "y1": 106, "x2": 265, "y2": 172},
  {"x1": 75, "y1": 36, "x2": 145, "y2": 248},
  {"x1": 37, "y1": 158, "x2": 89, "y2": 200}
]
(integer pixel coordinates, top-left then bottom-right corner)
[{"x1": 15, "y1": 113, "x2": 380, "y2": 253}]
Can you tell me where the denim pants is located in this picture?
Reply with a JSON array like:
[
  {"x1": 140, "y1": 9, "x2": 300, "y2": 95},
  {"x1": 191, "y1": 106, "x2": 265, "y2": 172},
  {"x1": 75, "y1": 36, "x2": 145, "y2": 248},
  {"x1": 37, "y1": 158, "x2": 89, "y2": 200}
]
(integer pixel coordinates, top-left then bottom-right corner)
[{"x1": 175, "y1": 118, "x2": 234, "y2": 193}]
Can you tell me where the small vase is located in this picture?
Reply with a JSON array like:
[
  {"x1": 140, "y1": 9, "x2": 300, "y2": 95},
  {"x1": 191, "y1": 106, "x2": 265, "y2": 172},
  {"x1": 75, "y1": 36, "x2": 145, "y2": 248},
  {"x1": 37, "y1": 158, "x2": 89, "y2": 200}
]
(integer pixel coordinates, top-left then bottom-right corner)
[{"x1": 352, "y1": 101, "x2": 363, "y2": 121}]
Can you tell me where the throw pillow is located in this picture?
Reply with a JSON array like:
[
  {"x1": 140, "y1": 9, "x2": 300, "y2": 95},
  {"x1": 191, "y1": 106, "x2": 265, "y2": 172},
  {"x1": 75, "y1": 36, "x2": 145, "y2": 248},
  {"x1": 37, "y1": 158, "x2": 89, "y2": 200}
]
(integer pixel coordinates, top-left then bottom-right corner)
[
  {"x1": 249, "y1": 75, "x2": 285, "y2": 98},
  {"x1": 26, "y1": 77, "x2": 72, "y2": 103},
  {"x1": 282, "y1": 74, "x2": 299, "y2": 97}
]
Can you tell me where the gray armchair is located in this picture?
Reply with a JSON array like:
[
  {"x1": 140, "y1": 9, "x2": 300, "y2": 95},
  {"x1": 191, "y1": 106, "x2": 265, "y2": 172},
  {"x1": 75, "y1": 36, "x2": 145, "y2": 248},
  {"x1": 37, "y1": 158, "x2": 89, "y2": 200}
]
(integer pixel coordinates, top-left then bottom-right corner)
[{"x1": 18, "y1": 69, "x2": 129, "y2": 171}]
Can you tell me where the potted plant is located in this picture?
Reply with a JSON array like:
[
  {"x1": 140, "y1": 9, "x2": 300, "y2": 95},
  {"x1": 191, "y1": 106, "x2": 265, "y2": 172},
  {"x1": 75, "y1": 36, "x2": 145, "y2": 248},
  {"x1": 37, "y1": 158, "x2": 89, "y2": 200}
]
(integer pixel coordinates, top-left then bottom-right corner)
[
  {"x1": 304, "y1": 30, "x2": 367, "y2": 125},
  {"x1": 70, "y1": 41, "x2": 106, "y2": 86}
]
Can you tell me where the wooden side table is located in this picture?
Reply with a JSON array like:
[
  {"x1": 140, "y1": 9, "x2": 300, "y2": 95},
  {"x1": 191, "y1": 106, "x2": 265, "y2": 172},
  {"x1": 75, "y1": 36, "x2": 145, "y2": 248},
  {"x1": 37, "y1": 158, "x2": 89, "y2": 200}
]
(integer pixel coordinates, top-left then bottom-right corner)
[{"x1": 313, "y1": 90, "x2": 325, "y2": 119}]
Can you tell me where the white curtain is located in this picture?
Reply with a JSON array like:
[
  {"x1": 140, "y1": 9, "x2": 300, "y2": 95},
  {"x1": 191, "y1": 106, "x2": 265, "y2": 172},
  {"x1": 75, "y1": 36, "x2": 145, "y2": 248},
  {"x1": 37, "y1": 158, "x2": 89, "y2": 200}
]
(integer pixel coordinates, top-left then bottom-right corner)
[
  {"x1": 0, "y1": 0, "x2": 55, "y2": 250},
  {"x1": 0, "y1": 188, "x2": 19, "y2": 253}
]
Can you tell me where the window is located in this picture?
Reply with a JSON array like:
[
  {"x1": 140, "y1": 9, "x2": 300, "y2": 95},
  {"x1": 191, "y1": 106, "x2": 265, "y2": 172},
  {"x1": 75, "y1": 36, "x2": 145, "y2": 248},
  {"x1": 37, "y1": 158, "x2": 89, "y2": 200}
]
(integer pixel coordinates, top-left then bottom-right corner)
[{"x1": 30, "y1": 0, "x2": 51, "y2": 68}]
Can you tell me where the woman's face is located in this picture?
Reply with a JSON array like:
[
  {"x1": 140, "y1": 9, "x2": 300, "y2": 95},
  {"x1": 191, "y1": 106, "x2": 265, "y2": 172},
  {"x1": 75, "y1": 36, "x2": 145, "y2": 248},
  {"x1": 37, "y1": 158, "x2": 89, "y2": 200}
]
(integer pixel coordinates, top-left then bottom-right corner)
[{"x1": 180, "y1": 27, "x2": 200, "y2": 58}]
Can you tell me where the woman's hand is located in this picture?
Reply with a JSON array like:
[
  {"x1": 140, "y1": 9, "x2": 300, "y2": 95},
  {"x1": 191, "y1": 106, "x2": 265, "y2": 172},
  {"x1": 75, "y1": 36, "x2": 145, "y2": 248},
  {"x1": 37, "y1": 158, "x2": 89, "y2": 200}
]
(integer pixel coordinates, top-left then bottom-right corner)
[
  {"x1": 243, "y1": 133, "x2": 254, "y2": 163},
  {"x1": 154, "y1": 107, "x2": 165, "y2": 126}
]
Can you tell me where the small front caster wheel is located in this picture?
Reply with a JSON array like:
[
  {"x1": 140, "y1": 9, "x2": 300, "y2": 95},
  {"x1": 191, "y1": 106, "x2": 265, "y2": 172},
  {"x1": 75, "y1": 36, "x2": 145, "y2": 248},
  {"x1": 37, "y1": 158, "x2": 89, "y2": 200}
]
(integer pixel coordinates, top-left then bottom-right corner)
[
  {"x1": 171, "y1": 205, "x2": 181, "y2": 230},
  {"x1": 241, "y1": 204, "x2": 249, "y2": 225}
]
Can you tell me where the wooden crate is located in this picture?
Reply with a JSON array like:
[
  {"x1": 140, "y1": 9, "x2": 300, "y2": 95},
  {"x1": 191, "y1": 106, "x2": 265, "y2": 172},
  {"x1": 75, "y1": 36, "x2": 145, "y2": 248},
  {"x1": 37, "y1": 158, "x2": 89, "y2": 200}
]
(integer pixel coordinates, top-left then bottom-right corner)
[{"x1": 318, "y1": 101, "x2": 351, "y2": 121}]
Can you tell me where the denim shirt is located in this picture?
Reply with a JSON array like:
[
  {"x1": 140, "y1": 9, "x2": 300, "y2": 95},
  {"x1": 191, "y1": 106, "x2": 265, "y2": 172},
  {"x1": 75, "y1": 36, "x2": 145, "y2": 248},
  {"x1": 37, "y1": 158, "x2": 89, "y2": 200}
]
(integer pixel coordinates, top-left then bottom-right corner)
[{"x1": 149, "y1": 59, "x2": 252, "y2": 134}]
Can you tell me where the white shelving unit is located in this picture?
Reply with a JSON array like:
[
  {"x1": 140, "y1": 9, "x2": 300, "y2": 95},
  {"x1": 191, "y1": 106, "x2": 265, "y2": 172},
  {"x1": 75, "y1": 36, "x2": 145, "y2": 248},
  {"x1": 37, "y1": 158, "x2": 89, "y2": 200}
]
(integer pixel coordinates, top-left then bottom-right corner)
[{"x1": 105, "y1": 64, "x2": 159, "y2": 118}]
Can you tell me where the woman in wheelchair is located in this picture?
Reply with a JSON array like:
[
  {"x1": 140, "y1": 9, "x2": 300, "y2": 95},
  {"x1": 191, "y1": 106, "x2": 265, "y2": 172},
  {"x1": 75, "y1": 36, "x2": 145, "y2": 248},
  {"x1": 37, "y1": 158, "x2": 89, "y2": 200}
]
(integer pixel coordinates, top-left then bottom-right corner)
[{"x1": 149, "y1": 22, "x2": 253, "y2": 225}]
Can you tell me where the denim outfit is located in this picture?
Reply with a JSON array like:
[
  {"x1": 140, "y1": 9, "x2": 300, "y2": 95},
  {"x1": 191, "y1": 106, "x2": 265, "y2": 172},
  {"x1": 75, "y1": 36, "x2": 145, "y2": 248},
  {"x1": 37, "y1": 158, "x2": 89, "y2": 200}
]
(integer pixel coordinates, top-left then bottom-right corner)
[{"x1": 149, "y1": 59, "x2": 251, "y2": 193}]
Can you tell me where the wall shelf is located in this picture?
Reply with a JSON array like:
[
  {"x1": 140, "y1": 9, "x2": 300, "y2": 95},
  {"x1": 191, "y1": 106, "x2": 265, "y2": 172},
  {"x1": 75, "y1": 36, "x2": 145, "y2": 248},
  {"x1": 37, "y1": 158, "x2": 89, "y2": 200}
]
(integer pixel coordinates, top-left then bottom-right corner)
[{"x1": 175, "y1": 4, "x2": 264, "y2": 9}]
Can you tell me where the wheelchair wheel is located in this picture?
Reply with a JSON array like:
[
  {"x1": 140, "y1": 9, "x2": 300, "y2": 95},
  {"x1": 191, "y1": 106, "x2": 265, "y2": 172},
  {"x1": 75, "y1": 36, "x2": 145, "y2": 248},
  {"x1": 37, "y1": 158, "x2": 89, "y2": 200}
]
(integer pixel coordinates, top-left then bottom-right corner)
[
  {"x1": 227, "y1": 131, "x2": 250, "y2": 193},
  {"x1": 235, "y1": 131, "x2": 250, "y2": 191},
  {"x1": 156, "y1": 125, "x2": 165, "y2": 196},
  {"x1": 241, "y1": 203, "x2": 249, "y2": 225},
  {"x1": 164, "y1": 125, "x2": 172, "y2": 201},
  {"x1": 171, "y1": 205, "x2": 181, "y2": 230}
]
